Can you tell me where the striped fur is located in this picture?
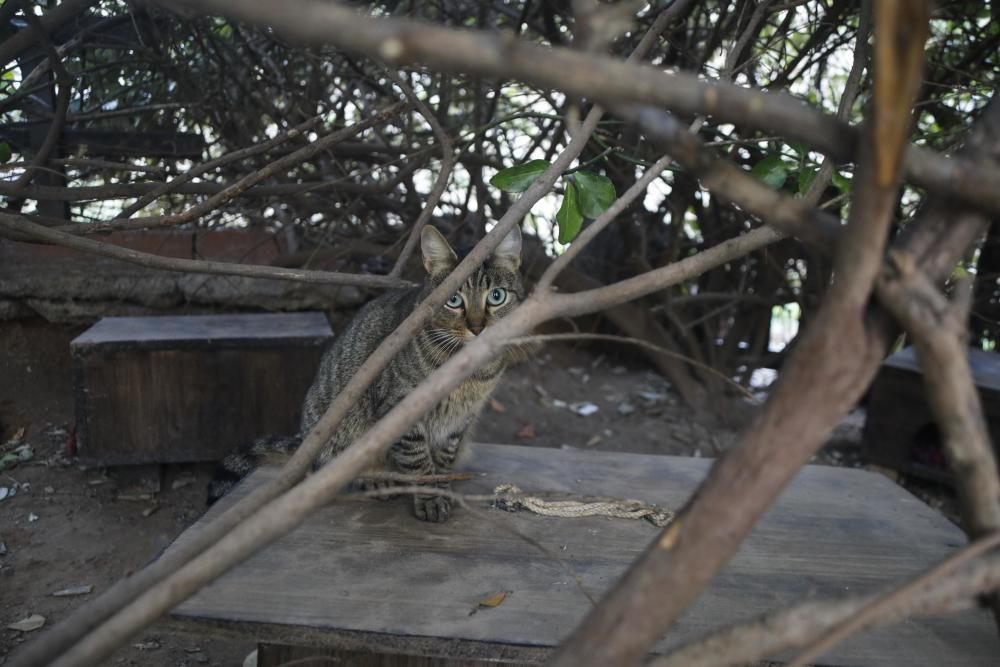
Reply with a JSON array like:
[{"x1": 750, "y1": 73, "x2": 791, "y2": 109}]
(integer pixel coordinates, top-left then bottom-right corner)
[{"x1": 207, "y1": 226, "x2": 525, "y2": 522}]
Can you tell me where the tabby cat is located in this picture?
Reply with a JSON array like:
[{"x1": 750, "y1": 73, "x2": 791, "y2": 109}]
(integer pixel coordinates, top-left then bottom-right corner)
[{"x1": 208, "y1": 225, "x2": 524, "y2": 522}]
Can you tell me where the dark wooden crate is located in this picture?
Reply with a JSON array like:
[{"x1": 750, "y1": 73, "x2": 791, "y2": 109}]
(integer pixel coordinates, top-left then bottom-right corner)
[
  {"x1": 863, "y1": 346, "x2": 1000, "y2": 483},
  {"x1": 71, "y1": 313, "x2": 332, "y2": 466}
]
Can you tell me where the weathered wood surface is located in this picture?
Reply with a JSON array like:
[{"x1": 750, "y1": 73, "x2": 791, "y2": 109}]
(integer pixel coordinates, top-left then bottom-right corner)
[
  {"x1": 73, "y1": 313, "x2": 333, "y2": 347},
  {"x1": 71, "y1": 313, "x2": 332, "y2": 465},
  {"x1": 167, "y1": 443, "x2": 997, "y2": 666},
  {"x1": 256, "y1": 642, "x2": 526, "y2": 667}
]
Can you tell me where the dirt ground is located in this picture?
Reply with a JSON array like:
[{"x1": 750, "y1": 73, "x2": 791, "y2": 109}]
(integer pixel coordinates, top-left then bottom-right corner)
[{"x1": 0, "y1": 320, "x2": 957, "y2": 666}]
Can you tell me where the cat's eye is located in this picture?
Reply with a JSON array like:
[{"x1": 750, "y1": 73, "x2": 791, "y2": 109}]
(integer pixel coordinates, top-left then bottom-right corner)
[
  {"x1": 446, "y1": 293, "x2": 464, "y2": 309},
  {"x1": 486, "y1": 288, "x2": 507, "y2": 306}
]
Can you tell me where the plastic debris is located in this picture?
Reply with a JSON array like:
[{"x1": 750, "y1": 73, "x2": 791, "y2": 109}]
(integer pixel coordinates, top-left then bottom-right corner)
[
  {"x1": 570, "y1": 402, "x2": 599, "y2": 417},
  {"x1": 0, "y1": 486, "x2": 14, "y2": 502},
  {"x1": 616, "y1": 402, "x2": 636, "y2": 416},
  {"x1": 52, "y1": 584, "x2": 94, "y2": 597},
  {"x1": 28, "y1": 512, "x2": 39, "y2": 522},
  {"x1": 0, "y1": 444, "x2": 33, "y2": 471},
  {"x1": 8, "y1": 614, "x2": 45, "y2": 632},
  {"x1": 171, "y1": 474, "x2": 196, "y2": 490}
]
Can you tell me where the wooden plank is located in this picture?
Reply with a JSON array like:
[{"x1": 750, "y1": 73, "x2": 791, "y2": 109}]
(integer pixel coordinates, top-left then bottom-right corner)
[
  {"x1": 257, "y1": 642, "x2": 527, "y2": 667},
  {"x1": 167, "y1": 444, "x2": 997, "y2": 666},
  {"x1": 72, "y1": 313, "x2": 332, "y2": 347}
]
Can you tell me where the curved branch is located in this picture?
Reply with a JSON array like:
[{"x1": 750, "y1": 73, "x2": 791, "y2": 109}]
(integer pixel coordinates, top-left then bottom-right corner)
[{"x1": 0, "y1": 213, "x2": 412, "y2": 289}]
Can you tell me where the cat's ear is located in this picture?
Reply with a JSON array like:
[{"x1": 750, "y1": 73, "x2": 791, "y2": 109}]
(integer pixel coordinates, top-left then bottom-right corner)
[
  {"x1": 421, "y1": 226, "x2": 458, "y2": 276},
  {"x1": 491, "y1": 225, "x2": 522, "y2": 271}
]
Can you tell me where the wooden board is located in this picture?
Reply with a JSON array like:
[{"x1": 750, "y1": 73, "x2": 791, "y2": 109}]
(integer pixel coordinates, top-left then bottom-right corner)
[
  {"x1": 72, "y1": 313, "x2": 333, "y2": 347},
  {"x1": 166, "y1": 444, "x2": 997, "y2": 666}
]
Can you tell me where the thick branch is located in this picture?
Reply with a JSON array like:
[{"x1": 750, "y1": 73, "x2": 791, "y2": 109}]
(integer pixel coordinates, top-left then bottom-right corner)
[{"x1": 549, "y1": 4, "x2": 929, "y2": 663}]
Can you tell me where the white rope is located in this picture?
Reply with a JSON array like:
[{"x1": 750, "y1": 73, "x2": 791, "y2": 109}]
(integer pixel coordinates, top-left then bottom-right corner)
[{"x1": 492, "y1": 484, "x2": 674, "y2": 527}]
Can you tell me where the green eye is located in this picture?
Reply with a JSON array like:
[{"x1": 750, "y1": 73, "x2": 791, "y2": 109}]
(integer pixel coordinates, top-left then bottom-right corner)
[
  {"x1": 487, "y1": 288, "x2": 507, "y2": 306},
  {"x1": 446, "y1": 293, "x2": 464, "y2": 309}
]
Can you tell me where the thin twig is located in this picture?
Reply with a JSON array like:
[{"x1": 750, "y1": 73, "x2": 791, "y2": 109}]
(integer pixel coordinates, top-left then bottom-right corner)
[
  {"x1": 117, "y1": 114, "x2": 326, "y2": 219},
  {"x1": 6, "y1": 4, "x2": 72, "y2": 198},
  {"x1": 385, "y1": 69, "x2": 456, "y2": 278}
]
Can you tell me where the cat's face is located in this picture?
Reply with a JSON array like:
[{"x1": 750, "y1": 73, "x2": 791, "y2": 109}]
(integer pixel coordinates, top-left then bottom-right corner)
[{"x1": 420, "y1": 226, "x2": 524, "y2": 351}]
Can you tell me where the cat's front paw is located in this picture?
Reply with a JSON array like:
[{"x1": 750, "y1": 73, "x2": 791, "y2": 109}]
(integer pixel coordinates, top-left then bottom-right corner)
[{"x1": 413, "y1": 494, "x2": 451, "y2": 522}]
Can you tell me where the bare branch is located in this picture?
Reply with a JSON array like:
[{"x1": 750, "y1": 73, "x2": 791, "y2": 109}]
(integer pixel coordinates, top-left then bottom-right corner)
[
  {"x1": 0, "y1": 212, "x2": 412, "y2": 290},
  {"x1": 549, "y1": 4, "x2": 930, "y2": 663},
  {"x1": 115, "y1": 114, "x2": 326, "y2": 219},
  {"x1": 385, "y1": 69, "x2": 456, "y2": 278},
  {"x1": 59, "y1": 101, "x2": 409, "y2": 234},
  {"x1": 5, "y1": 3, "x2": 73, "y2": 198}
]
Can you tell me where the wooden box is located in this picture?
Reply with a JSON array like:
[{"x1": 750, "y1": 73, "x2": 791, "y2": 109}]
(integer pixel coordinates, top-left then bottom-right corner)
[
  {"x1": 863, "y1": 346, "x2": 1000, "y2": 483},
  {"x1": 71, "y1": 313, "x2": 332, "y2": 466}
]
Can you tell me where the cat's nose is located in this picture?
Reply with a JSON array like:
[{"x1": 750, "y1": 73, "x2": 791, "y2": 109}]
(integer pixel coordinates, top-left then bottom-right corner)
[{"x1": 468, "y1": 322, "x2": 484, "y2": 336}]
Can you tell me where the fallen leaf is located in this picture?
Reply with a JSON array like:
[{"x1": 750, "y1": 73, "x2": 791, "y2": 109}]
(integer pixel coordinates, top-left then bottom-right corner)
[
  {"x1": 488, "y1": 397, "x2": 507, "y2": 413},
  {"x1": 51, "y1": 584, "x2": 94, "y2": 597},
  {"x1": 515, "y1": 423, "x2": 536, "y2": 440},
  {"x1": 8, "y1": 614, "x2": 45, "y2": 632},
  {"x1": 478, "y1": 591, "x2": 507, "y2": 608}
]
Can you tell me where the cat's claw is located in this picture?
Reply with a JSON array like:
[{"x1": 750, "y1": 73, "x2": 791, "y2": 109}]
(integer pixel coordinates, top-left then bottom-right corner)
[{"x1": 413, "y1": 495, "x2": 451, "y2": 522}]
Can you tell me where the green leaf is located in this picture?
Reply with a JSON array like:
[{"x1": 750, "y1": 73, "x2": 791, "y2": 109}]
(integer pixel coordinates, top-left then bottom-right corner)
[
  {"x1": 797, "y1": 166, "x2": 817, "y2": 195},
  {"x1": 832, "y1": 171, "x2": 852, "y2": 194},
  {"x1": 556, "y1": 182, "x2": 583, "y2": 244},
  {"x1": 571, "y1": 170, "x2": 616, "y2": 218},
  {"x1": 0, "y1": 143, "x2": 11, "y2": 164},
  {"x1": 751, "y1": 156, "x2": 788, "y2": 189},
  {"x1": 788, "y1": 141, "x2": 810, "y2": 158},
  {"x1": 489, "y1": 159, "x2": 550, "y2": 193}
]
